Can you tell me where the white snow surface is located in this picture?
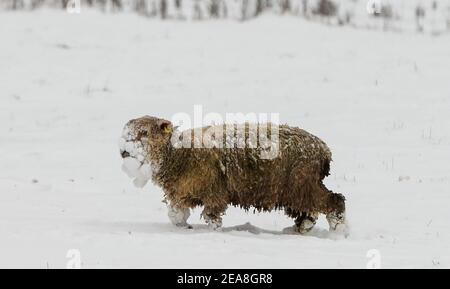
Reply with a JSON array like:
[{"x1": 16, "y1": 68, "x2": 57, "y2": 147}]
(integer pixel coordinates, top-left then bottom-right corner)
[{"x1": 1, "y1": 9, "x2": 450, "y2": 268}]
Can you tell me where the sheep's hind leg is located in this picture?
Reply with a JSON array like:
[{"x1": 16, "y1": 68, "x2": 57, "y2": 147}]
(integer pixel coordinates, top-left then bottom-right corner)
[
  {"x1": 295, "y1": 212, "x2": 319, "y2": 234},
  {"x1": 166, "y1": 202, "x2": 192, "y2": 229},
  {"x1": 285, "y1": 208, "x2": 318, "y2": 234},
  {"x1": 324, "y1": 191, "x2": 347, "y2": 234},
  {"x1": 201, "y1": 205, "x2": 226, "y2": 231}
]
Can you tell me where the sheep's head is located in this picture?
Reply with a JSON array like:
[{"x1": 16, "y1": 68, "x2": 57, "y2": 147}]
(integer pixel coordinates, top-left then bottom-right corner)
[{"x1": 119, "y1": 116, "x2": 173, "y2": 188}]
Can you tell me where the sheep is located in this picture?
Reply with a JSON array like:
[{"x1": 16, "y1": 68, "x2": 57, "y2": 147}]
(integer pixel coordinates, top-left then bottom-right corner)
[{"x1": 119, "y1": 115, "x2": 347, "y2": 234}]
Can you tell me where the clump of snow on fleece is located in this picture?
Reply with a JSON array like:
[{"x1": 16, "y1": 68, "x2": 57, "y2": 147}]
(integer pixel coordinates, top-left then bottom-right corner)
[
  {"x1": 0, "y1": 9, "x2": 449, "y2": 268},
  {"x1": 119, "y1": 126, "x2": 152, "y2": 188}
]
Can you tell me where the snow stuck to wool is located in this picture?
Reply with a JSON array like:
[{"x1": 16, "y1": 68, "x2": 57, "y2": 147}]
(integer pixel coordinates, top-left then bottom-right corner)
[{"x1": 119, "y1": 125, "x2": 152, "y2": 188}]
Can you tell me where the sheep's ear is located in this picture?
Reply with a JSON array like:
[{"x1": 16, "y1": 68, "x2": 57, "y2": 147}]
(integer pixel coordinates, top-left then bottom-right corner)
[{"x1": 158, "y1": 120, "x2": 173, "y2": 134}]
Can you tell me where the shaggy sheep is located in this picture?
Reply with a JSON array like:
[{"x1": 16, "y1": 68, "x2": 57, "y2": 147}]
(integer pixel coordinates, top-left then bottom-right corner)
[{"x1": 119, "y1": 115, "x2": 346, "y2": 234}]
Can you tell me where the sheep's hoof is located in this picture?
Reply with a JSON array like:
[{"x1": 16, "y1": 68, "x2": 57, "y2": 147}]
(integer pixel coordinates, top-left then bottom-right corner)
[
  {"x1": 295, "y1": 219, "x2": 316, "y2": 234},
  {"x1": 175, "y1": 223, "x2": 193, "y2": 229},
  {"x1": 211, "y1": 226, "x2": 223, "y2": 232},
  {"x1": 206, "y1": 219, "x2": 223, "y2": 231},
  {"x1": 294, "y1": 213, "x2": 317, "y2": 234},
  {"x1": 207, "y1": 223, "x2": 222, "y2": 231}
]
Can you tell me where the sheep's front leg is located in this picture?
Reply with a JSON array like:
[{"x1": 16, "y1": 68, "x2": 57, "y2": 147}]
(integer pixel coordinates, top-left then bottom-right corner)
[
  {"x1": 166, "y1": 202, "x2": 192, "y2": 229},
  {"x1": 201, "y1": 205, "x2": 227, "y2": 231}
]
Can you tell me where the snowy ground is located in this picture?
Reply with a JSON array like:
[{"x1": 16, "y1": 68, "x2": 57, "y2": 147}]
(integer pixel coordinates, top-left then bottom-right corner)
[{"x1": 1, "y1": 9, "x2": 449, "y2": 268}]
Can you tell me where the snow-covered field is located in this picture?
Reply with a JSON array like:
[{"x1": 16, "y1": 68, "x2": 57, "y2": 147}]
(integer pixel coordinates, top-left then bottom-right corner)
[{"x1": 1, "y1": 9, "x2": 449, "y2": 268}]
